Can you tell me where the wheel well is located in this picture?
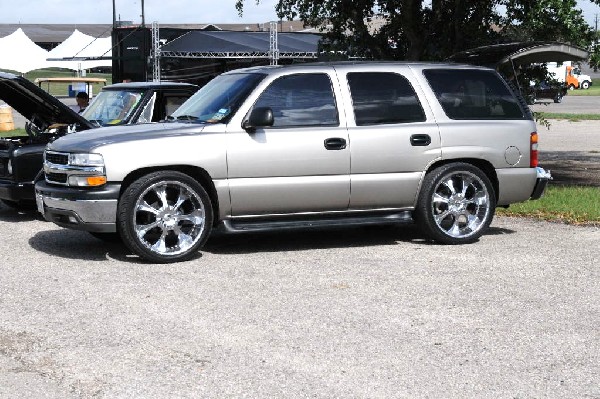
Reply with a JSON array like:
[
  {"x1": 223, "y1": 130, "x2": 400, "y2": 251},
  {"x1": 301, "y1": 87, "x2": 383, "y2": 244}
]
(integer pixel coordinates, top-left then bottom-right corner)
[
  {"x1": 426, "y1": 159, "x2": 499, "y2": 200},
  {"x1": 119, "y1": 166, "x2": 220, "y2": 225}
]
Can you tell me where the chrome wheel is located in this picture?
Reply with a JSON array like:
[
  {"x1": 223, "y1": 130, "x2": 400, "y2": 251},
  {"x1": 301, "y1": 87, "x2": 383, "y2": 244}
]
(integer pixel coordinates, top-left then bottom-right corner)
[
  {"x1": 431, "y1": 171, "x2": 491, "y2": 239},
  {"x1": 132, "y1": 180, "x2": 207, "y2": 257},
  {"x1": 415, "y1": 163, "x2": 496, "y2": 244}
]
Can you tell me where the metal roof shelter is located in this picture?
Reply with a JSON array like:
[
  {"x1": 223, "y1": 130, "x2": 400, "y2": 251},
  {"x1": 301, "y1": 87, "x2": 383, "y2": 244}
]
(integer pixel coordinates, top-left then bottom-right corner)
[
  {"x1": 160, "y1": 31, "x2": 321, "y2": 60},
  {"x1": 447, "y1": 41, "x2": 589, "y2": 67}
]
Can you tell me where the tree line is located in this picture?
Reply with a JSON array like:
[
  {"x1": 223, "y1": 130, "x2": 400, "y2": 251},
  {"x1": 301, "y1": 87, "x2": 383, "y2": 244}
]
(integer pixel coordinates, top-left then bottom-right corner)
[{"x1": 236, "y1": 0, "x2": 600, "y2": 69}]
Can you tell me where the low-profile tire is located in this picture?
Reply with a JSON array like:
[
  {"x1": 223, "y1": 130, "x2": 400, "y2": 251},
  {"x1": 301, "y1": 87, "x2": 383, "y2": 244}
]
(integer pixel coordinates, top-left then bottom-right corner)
[
  {"x1": 117, "y1": 171, "x2": 213, "y2": 263},
  {"x1": 89, "y1": 232, "x2": 122, "y2": 243},
  {"x1": 414, "y1": 163, "x2": 496, "y2": 244}
]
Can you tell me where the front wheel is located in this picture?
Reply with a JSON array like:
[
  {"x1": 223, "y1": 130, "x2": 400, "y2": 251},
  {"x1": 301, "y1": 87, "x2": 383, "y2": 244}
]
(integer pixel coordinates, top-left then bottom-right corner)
[
  {"x1": 414, "y1": 163, "x2": 496, "y2": 244},
  {"x1": 117, "y1": 171, "x2": 213, "y2": 263},
  {"x1": 581, "y1": 81, "x2": 590, "y2": 90}
]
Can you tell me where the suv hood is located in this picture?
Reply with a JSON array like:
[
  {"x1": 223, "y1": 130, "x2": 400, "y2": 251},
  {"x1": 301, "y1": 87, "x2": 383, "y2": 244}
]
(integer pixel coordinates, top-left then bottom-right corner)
[
  {"x1": 46, "y1": 122, "x2": 204, "y2": 153},
  {"x1": 0, "y1": 71, "x2": 94, "y2": 132}
]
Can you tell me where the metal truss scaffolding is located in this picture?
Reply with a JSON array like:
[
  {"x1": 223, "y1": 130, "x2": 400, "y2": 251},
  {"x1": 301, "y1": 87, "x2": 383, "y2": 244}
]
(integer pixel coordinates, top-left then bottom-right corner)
[{"x1": 151, "y1": 21, "x2": 160, "y2": 82}]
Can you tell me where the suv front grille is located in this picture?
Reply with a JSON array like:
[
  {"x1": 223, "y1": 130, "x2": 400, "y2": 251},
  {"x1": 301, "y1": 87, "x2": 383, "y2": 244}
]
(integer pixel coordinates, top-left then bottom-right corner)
[
  {"x1": 46, "y1": 172, "x2": 68, "y2": 184},
  {"x1": 45, "y1": 152, "x2": 69, "y2": 165}
]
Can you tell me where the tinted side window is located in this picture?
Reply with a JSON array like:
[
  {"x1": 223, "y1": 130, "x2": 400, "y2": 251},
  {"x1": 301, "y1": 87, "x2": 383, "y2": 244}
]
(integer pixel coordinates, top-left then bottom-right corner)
[
  {"x1": 254, "y1": 73, "x2": 338, "y2": 128},
  {"x1": 347, "y1": 72, "x2": 426, "y2": 125},
  {"x1": 424, "y1": 69, "x2": 525, "y2": 120}
]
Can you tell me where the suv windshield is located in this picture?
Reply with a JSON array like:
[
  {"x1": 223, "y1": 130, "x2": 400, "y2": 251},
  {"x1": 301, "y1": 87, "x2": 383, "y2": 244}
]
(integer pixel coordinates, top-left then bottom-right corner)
[
  {"x1": 171, "y1": 73, "x2": 265, "y2": 124},
  {"x1": 82, "y1": 90, "x2": 144, "y2": 126}
]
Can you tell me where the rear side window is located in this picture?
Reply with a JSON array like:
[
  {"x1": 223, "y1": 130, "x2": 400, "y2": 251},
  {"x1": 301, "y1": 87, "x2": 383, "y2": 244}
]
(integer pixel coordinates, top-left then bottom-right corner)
[
  {"x1": 424, "y1": 69, "x2": 525, "y2": 120},
  {"x1": 347, "y1": 72, "x2": 426, "y2": 125},
  {"x1": 254, "y1": 73, "x2": 338, "y2": 128}
]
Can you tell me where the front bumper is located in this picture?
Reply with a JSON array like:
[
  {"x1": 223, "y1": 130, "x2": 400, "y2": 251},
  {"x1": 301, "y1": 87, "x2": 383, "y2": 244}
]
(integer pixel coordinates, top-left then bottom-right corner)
[
  {"x1": 530, "y1": 167, "x2": 552, "y2": 200},
  {"x1": 0, "y1": 179, "x2": 35, "y2": 201},
  {"x1": 35, "y1": 181, "x2": 121, "y2": 233}
]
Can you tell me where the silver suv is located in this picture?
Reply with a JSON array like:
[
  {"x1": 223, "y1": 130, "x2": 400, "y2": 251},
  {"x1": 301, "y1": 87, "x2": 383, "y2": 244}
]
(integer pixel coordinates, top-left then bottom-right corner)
[{"x1": 35, "y1": 62, "x2": 550, "y2": 263}]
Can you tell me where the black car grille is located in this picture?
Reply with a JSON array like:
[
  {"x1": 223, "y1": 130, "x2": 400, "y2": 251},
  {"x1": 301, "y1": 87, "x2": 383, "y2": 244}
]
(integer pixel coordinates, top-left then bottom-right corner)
[
  {"x1": 46, "y1": 172, "x2": 68, "y2": 184},
  {"x1": 0, "y1": 159, "x2": 7, "y2": 177},
  {"x1": 45, "y1": 152, "x2": 69, "y2": 165}
]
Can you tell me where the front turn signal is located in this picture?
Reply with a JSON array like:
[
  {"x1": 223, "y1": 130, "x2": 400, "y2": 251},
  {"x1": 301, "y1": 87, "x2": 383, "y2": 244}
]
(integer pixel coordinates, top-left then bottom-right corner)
[{"x1": 86, "y1": 176, "x2": 107, "y2": 186}]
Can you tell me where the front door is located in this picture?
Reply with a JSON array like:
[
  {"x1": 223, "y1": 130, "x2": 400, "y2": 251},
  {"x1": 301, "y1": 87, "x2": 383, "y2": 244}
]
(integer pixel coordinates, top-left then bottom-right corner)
[{"x1": 226, "y1": 71, "x2": 350, "y2": 216}]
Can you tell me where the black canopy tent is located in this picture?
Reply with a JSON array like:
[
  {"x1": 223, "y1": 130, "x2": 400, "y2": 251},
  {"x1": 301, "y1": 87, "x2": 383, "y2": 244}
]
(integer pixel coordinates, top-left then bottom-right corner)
[{"x1": 160, "y1": 30, "x2": 321, "y2": 59}]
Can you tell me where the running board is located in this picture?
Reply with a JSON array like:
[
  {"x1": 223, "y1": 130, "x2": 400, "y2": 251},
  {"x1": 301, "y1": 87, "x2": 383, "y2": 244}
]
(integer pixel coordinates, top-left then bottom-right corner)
[{"x1": 219, "y1": 211, "x2": 414, "y2": 233}]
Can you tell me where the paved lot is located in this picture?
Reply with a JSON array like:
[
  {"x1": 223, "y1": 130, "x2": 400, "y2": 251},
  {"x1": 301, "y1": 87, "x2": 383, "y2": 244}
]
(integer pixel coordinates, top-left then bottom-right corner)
[
  {"x1": 1, "y1": 93, "x2": 599, "y2": 398},
  {"x1": 1, "y1": 207, "x2": 599, "y2": 398},
  {"x1": 530, "y1": 93, "x2": 600, "y2": 114},
  {"x1": 537, "y1": 118, "x2": 600, "y2": 186}
]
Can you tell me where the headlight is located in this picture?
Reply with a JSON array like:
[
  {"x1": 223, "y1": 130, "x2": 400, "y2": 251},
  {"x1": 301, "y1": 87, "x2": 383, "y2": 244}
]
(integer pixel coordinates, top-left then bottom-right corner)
[{"x1": 69, "y1": 153, "x2": 105, "y2": 167}]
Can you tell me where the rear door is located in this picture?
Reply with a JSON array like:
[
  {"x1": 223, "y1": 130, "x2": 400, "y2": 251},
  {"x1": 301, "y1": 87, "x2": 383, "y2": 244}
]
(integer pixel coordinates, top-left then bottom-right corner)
[{"x1": 336, "y1": 65, "x2": 442, "y2": 209}]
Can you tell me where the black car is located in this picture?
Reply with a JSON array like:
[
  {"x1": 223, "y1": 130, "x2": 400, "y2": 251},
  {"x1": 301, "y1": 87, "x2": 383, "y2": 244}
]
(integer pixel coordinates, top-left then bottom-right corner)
[
  {"x1": 525, "y1": 81, "x2": 568, "y2": 104},
  {"x1": 0, "y1": 73, "x2": 198, "y2": 209}
]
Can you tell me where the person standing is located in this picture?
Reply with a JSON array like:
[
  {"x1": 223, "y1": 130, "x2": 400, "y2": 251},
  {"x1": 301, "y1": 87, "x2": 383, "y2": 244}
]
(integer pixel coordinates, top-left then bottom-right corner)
[{"x1": 75, "y1": 92, "x2": 89, "y2": 113}]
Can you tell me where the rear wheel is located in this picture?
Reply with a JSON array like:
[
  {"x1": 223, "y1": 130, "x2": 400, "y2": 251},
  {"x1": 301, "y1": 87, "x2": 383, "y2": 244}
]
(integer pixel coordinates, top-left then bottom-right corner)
[
  {"x1": 117, "y1": 171, "x2": 213, "y2": 263},
  {"x1": 414, "y1": 163, "x2": 496, "y2": 244}
]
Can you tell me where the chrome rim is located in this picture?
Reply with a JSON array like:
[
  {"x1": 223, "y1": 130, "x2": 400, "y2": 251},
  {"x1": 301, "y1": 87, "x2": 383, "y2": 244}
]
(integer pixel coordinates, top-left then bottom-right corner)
[
  {"x1": 431, "y1": 171, "x2": 490, "y2": 239},
  {"x1": 133, "y1": 180, "x2": 206, "y2": 256}
]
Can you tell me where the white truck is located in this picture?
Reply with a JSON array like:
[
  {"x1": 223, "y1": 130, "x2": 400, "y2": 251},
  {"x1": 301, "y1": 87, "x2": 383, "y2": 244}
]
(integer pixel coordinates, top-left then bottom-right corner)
[{"x1": 547, "y1": 61, "x2": 593, "y2": 89}]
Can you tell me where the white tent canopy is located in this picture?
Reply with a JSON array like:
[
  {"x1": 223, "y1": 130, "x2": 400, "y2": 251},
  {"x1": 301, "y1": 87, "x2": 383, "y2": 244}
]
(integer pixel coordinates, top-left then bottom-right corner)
[
  {"x1": 0, "y1": 28, "x2": 49, "y2": 73},
  {"x1": 46, "y1": 29, "x2": 112, "y2": 71}
]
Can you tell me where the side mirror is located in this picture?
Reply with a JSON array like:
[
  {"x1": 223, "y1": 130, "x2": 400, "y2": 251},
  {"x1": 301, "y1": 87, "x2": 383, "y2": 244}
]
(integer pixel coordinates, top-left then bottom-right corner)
[{"x1": 242, "y1": 107, "x2": 274, "y2": 133}]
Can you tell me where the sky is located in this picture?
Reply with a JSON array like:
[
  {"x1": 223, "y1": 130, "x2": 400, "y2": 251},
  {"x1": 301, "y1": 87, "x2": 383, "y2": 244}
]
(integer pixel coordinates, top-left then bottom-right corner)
[{"x1": 1, "y1": 0, "x2": 599, "y2": 27}]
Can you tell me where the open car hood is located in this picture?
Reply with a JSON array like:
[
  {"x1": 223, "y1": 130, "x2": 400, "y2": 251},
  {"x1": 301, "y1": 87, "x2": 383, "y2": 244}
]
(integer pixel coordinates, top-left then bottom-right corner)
[{"x1": 0, "y1": 71, "x2": 94, "y2": 132}]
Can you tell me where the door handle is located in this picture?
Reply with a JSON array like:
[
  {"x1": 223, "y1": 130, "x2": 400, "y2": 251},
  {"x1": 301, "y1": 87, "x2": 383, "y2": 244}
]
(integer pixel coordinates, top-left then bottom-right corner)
[
  {"x1": 324, "y1": 137, "x2": 347, "y2": 150},
  {"x1": 410, "y1": 134, "x2": 431, "y2": 146}
]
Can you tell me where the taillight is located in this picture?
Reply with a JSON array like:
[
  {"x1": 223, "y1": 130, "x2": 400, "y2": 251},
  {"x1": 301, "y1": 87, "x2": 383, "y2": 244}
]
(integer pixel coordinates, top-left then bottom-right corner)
[{"x1": 530, "y1": 132, "x2": 538, "y2": 167}]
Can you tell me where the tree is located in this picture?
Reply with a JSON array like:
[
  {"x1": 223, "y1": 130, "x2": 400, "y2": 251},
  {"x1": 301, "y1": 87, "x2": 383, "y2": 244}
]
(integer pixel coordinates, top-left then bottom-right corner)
[
  {"x1": 501, "y1": 0, "x2": 595, "y2": 48},
  {"x1": 235, "y1": 0, "x2": 600, "y2": 61}
]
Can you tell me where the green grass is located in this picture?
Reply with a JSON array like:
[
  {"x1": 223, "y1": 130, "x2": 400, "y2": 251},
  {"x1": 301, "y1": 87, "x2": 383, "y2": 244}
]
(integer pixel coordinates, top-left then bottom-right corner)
[
  {"x1": 497, "y1": 185, "x2": 600, "y2": 226},
  {"x1": 567, "y1": 84, "x2": 600, "y2": 96},
  {"x1": 536, "y1": 112, "x2": 600, "y2": 121},
  {"x1": 0, "y1": 128, "x2": 26, "y2": 138}
]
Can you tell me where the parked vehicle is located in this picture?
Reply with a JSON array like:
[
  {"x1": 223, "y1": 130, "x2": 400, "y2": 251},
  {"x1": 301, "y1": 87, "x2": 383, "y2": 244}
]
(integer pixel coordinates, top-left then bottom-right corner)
[
  {"x1": 525, "y1": 81, "x2": 568, "y2": 104},
  {"x1": 36, "y1": 62, "x2": 551, "y2": 263},
  {"x1": 0, "y1": 72, "x2": 198, "y2": 208},
  {"x1": 546, "y1": 61, "x2": 593, "y2": 90}
]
